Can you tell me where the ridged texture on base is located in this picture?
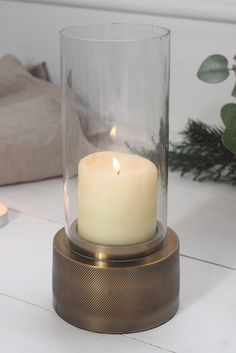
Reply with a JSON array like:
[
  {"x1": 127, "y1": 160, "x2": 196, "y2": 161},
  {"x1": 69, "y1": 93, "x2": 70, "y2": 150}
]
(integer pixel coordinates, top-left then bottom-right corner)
[{"x1": 53, "y1": 228, "x2": 179, "y2": 333}]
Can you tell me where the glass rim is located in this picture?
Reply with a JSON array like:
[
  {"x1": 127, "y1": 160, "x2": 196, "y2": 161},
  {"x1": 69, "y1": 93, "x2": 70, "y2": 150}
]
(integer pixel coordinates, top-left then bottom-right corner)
[
  {"x1": 60, "y1": 23, "x2": 170, "y2": 43},
  {"x1": 68, "y1": 220, "x2": 165, "y2": 261}
]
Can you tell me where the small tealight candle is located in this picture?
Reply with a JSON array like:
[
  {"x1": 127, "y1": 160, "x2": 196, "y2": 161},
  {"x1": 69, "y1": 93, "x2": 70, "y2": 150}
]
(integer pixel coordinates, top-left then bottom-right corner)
[{"x1": 0, "y1": 203, "x2": 8, "y2": 228}]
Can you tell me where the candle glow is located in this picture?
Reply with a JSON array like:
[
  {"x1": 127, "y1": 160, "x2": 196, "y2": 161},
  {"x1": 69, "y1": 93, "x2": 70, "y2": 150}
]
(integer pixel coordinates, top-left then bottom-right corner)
[
  {"x1": 113, "y1": 157, "x2": 120, "y2": 175},
  {"x1": 110, "y1": 126, "x2": 117, "y2": 140},
  {"x1": 0, "y1": 203, "x2": 8, "y2": 228}
]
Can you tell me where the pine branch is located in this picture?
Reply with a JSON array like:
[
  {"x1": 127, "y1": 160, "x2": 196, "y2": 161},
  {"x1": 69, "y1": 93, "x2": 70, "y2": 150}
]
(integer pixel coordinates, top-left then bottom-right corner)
[
  {"x1": 126, "y1": 140, "x2": 160, "y2": 166},
  {"x1": 169, "y1": 119, "x2": 236, "y2": 184},
  {"x1": 126, "y1": 119, "x2": 236, "y2": 185},
  {"x1": 126, "y1": 119, "x2": 167, "y2": 168}
]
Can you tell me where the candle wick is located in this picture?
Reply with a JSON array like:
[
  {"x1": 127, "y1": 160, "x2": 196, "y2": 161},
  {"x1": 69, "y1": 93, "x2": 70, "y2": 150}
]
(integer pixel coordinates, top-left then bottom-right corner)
[{"x1": 117, "y1": 170, "x2": 120, "y2": 175}]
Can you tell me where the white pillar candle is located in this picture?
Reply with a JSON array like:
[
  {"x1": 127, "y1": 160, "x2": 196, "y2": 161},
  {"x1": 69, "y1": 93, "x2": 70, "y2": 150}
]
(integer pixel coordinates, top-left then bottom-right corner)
[
  {"x1": 0, "y1": 203, "x2": 8, "y2": 228},
  {"x1": 78, "y1": 151, "x2": 157, "y2": 245}
]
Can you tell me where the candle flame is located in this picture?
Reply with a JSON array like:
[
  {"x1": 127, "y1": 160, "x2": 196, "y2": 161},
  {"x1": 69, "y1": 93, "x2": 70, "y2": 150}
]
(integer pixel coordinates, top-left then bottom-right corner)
[
  {"x1": 113, "y1": 157, "x2": 120, "y2": 175},
  {"x1": 110, "y1": 126, "x2": 117, "y2": 139}
]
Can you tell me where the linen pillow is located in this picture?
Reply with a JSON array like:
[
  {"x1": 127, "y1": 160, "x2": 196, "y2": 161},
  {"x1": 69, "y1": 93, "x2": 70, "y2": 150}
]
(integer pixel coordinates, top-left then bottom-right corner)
[{"x1": 0, "y1": 55, "x2": 108, "y2": 185}]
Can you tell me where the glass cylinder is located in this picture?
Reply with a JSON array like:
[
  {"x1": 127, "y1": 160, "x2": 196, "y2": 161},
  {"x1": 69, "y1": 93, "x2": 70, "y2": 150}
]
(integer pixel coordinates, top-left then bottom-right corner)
[{"x1": 61, "y1": 23, "x2": 170, "y2": 261}]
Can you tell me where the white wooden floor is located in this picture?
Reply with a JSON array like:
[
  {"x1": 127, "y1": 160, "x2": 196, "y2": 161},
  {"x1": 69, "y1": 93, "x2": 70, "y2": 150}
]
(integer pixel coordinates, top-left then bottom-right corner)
[{"x1": 0, "y1": 172, "x2": 236, "y2": 353}]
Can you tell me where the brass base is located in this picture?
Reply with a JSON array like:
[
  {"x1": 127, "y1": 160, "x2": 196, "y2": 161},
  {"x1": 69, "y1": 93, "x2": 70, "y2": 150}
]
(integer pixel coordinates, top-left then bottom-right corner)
[{"x1": 53, "y1": 228, "x2": 180, "y2": 333}]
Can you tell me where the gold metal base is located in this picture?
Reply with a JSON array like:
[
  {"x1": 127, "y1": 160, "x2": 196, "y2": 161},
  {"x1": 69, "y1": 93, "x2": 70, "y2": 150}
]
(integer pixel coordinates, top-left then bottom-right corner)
[{"x1": 53, "y1": 228, "x2": 180, "y2": 333}]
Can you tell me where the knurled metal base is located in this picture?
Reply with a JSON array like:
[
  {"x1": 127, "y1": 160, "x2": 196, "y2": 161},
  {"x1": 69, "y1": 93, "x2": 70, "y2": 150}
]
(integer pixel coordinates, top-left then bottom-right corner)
[{"x1": 53, "y1": 228, "x2": 180, "y2": 333}]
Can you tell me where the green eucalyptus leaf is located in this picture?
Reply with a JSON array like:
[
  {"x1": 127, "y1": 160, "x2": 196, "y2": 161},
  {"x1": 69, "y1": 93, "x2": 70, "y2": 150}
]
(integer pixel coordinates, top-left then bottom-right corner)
[
  {"x1": 232, "y1": 81, "x2": 236, "y2": 97},
  {"x1": 197, "y1": 54, "x2": 229, "y2": 83},
  {"x1": 222, "y1": 127, "x2": 236, "y2": 154},
  {"x1": 221, "y1": 103, "x2": 236, "y2": 129}
]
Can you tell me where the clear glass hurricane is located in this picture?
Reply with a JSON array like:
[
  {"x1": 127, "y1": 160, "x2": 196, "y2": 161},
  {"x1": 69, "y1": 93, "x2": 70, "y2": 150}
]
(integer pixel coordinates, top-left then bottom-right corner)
[{"x1": 61, "y1": 23, "x2": 170, "y2": 261}]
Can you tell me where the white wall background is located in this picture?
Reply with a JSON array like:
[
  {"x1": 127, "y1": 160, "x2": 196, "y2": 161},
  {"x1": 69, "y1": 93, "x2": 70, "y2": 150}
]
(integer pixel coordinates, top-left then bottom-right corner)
[{"x1": 1, "y1": 0, "x2": 236, "y2": 140}]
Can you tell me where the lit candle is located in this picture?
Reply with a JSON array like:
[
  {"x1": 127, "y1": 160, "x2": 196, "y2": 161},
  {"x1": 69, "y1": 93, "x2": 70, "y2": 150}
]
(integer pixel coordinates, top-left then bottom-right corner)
[
  {"x1": 0, "y1": 203, "x2": 8, "y2": 228},
  {"x1": 78, "y1": 151, "x2": 157, "y2": 245}
]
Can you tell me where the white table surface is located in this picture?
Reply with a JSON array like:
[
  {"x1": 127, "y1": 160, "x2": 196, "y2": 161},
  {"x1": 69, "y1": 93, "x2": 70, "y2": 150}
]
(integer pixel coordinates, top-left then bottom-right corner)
[{"x1": 0, "y1": 172, "x2": 236, "y2": 353}]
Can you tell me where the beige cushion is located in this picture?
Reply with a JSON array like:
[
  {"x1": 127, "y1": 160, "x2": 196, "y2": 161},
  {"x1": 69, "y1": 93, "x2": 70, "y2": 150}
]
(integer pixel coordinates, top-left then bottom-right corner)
[{"x1": 0, "y1": 55, "x2": 108, "y2": 185}]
